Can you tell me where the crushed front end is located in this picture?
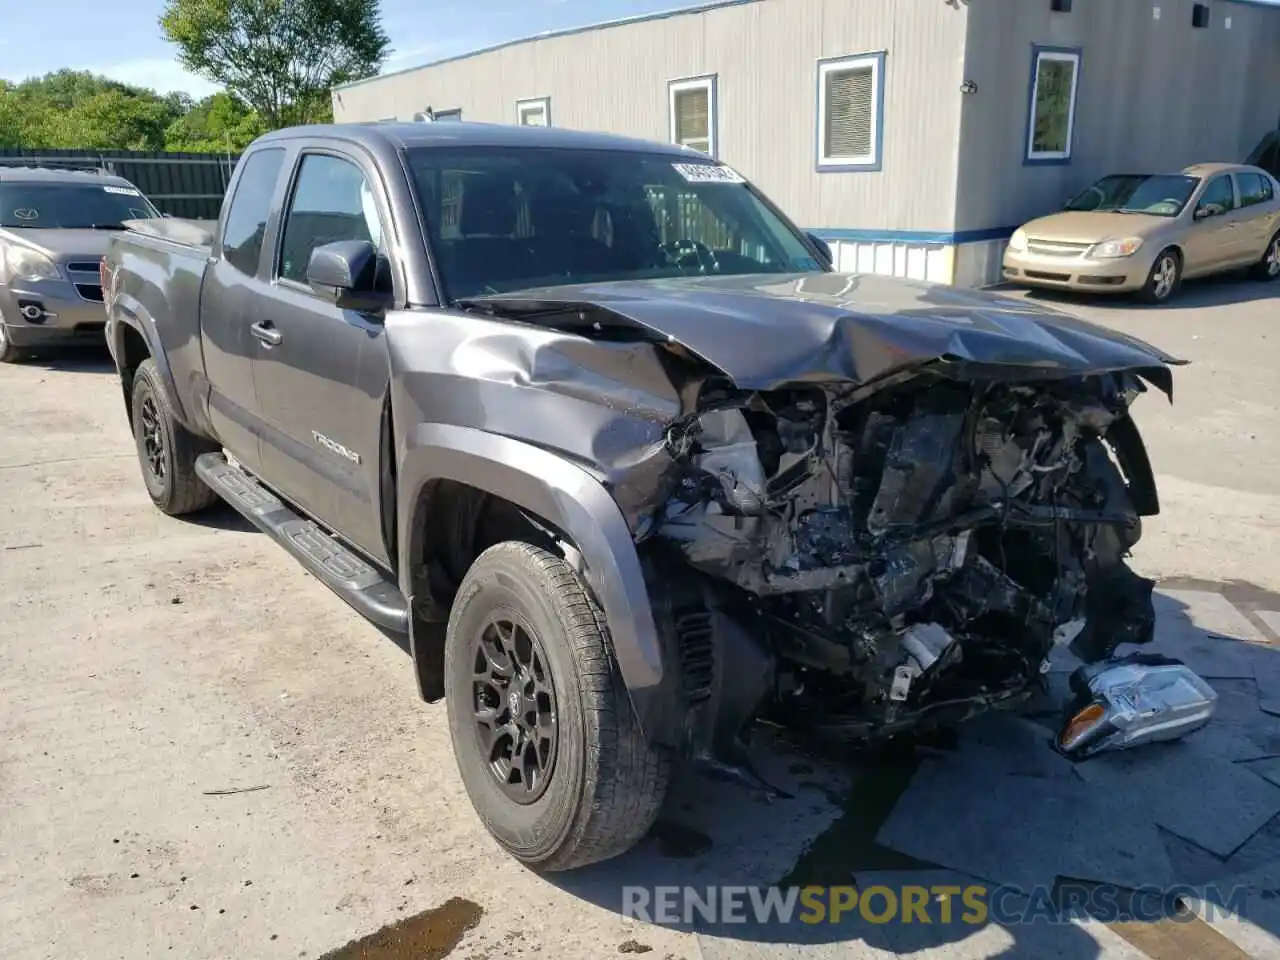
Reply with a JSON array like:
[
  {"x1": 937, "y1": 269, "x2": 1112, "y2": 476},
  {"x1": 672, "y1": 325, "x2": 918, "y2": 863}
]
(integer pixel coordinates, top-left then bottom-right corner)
[{"x1": 649, "y1": 368, "x2": 1161, "y2": 746}]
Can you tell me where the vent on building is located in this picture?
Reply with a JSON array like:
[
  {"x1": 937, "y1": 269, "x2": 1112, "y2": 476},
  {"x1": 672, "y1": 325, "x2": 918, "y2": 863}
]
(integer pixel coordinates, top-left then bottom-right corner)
[
  {"x1": 1051, "y1": 0, "x2": 1072, "y2": 12},
  {"x1": 1192, "y1": 3, "x2": 1210, "y2": 27},
  {"x1": 824, "y1": 64, "x2": 875, "y2": 160}
]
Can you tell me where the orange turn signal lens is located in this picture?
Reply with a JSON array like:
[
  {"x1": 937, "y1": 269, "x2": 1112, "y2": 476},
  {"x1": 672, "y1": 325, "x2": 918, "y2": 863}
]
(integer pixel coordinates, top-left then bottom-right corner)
[{"x1": 1060, "y1": 702, "x2": 1107, "y2": 749}]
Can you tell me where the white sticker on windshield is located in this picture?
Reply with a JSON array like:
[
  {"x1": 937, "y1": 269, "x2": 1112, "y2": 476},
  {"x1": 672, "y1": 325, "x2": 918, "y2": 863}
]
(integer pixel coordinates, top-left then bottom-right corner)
[
  {"x1": 672, "y1": 162, "x2": 745, "y2": 184},
  {"x1": 103, "y1": 185, "x2": 141, "y2": 196}
]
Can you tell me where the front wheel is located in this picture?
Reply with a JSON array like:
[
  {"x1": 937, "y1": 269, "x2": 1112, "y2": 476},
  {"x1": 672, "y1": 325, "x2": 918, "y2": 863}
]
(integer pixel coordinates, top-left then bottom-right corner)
[
  {"x1": 1136, "y1": 249, "x2": 1181, "y2": 304},
  {"x1": 1252, "y1": 232, "x2": 1280, "y2": 282},
  {"x1": 0, "y1": 322, "x2": 27, "y2": 364},
  {"x1": 444, "y1": 541, "x2": 670, "y2": 872}
]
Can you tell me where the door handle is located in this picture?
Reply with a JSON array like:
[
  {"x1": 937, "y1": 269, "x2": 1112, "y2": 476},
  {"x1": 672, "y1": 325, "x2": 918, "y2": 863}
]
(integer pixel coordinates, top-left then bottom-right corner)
[{"x1": 250, "y1": 321, "x2": 282, "y2": 347}]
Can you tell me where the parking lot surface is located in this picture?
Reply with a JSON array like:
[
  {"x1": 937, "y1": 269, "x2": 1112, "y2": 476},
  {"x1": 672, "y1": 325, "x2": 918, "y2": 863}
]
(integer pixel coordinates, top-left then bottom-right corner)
[{"x1": 1, "y1": 275, "x2": 1278, "y2": 959}]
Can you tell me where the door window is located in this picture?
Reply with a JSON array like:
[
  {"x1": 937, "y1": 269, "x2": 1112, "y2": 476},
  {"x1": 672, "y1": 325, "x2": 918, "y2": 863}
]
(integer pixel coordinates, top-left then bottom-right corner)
[
  {"x1": 221, "y1": 148, "x2": 286, "y2": 276},
  {"x1": 1237, "y1": 172, "x2": 1271, "y2": 208},
  {"x1": 277, "y1": 154, "x2": 385, "y2": 285},
  {"x1": 1195, "y1": 176, "x2": 1236, "y2": 218}
]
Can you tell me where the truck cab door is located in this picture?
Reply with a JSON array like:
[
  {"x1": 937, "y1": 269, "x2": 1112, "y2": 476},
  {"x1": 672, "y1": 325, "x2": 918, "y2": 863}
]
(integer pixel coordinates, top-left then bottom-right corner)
[
  {"x1": 248, "y1": 149, "x2": 394, "y2": 568},
  {"x1": 200, "y1": 146, "x2": 289, "y2": 476}
]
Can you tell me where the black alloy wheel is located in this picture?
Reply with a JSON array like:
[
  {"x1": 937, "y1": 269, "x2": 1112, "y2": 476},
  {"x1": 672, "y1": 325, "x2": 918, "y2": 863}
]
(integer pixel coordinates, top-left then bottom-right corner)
[
  {"x1": 470, "y1": 614, "x2": 559, "y2": 803},
  {"x1": 139, "y1": 392, "x2": 167, "y2": 485}
]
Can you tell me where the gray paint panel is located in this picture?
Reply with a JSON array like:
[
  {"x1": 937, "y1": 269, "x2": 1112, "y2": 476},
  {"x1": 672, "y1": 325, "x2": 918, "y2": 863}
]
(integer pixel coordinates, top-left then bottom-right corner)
[{"x1": 396, "y1": 421, "x2": 666, "y2": 693}]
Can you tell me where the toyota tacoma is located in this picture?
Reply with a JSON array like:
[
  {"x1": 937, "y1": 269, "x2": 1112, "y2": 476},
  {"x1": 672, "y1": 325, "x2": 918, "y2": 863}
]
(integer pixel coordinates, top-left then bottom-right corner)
[{"x1": 102, "y1": 121, "x2": 1181, "y2": 871}]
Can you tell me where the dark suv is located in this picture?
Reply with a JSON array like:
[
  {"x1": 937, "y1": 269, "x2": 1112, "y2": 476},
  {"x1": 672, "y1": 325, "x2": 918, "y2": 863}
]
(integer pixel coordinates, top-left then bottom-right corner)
[{"x1": 0, "y1": 165, "x2": 161, "y2": 362}]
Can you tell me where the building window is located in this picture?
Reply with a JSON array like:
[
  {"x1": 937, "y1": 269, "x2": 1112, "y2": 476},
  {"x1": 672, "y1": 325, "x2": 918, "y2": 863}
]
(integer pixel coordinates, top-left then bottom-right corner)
[
  {"x1": 516, "y1": 97, "x2": 551, "y2": 127},
  {"x1": 816, "y1": 52, "x2": 885, "y2": 172},
  {"x1": 669, "y1": 75, "x2": 717, "y2": 157},
  {"x1": 435, "y1": 108, "x2": 463, "y2": 122},
  {"x1": 1025, "y1": 45, "x2": 1081, "y2": 164}
]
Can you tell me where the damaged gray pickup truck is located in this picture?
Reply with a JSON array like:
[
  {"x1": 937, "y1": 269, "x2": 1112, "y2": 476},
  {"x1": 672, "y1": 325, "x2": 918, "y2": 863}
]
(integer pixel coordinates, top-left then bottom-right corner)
[{"x1": 103, "y1": 121, "x2": 1183, "y2": 871}]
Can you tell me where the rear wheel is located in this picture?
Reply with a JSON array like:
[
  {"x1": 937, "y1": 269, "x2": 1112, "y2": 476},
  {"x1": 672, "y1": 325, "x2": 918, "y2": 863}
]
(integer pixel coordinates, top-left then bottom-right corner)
[
  {"x1": 1252, "y1": 232, "x2": 1280, "y2": 282},
  {"x1": 130, "y1": 358, "x2": 219, "y2": 515},
  {"x1": 1137, "y1": 249, "x2": 1181, "y2": 304},
  {"x1": 444, "y1": 541, "x2": 669, "y2": 871}
]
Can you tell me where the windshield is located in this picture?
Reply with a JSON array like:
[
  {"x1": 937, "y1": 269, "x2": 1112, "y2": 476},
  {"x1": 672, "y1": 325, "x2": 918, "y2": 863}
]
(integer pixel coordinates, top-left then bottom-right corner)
[
  {"x1": 1064, "y1": 174, "x2": 1199, "y2": 218},
  {"x1": 0, "y1": 182, "x2": 160, "y2": 229},
  {"x1": 406, "y1": 147, "x2": 825, "y2": 299}
]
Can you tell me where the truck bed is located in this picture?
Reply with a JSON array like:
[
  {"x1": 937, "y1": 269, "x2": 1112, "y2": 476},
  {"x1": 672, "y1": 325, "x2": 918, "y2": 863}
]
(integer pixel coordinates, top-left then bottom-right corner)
[{"x1": 122, "y1": 217, "x2": 216, "y2": 255}]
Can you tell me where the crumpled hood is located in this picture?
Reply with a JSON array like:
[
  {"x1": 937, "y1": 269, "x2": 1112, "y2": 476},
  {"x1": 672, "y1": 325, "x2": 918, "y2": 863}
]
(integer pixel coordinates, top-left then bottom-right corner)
[{"x1": 465, "y1": 272, "x2": 1184, "y2": 396}]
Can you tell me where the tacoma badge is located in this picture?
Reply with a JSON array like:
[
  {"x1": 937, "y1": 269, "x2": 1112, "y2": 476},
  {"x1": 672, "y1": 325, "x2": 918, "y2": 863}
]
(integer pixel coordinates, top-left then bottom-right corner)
[{"x1": 312, "y1": 431, "x2": 361, "y2": 465}]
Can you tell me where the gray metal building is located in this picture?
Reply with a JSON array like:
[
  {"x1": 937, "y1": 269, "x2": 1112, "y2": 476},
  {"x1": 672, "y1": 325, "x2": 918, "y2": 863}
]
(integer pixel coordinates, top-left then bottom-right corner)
[{"x1": 332, "y1": 0, "x2": 1280, "y2": 286}]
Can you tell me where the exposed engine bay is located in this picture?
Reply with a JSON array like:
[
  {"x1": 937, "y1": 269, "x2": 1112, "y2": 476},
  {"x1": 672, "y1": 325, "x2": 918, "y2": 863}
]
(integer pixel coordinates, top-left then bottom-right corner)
[{"x1": 653, "y1": 371, "x2": 1158, "y2": 740}]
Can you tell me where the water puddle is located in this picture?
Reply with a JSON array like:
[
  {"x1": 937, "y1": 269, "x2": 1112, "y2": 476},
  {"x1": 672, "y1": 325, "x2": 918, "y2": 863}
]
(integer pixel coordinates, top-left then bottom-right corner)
[{"x1": 318, "y1": 897, "x2": 483, "y2": 960}]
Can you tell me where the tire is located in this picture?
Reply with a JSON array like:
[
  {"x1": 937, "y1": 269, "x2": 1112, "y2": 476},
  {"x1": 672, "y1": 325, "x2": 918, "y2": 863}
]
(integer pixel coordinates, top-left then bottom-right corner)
[
  {"x1": 444, "y1": 541, "x2": 669, "y2": 872},
  {"x1": 1136, "y1": 248, "x2": 1182, "y2": 304},
  {"x1": 130, "y1": 358, "x2": 219, "y2": 516},
  {"x1": 1252, "y1": 231, "x2": 1280, "y2": 282},
  {"x1": 0, "y1": 322, "x2": 27, "y2": 364}
]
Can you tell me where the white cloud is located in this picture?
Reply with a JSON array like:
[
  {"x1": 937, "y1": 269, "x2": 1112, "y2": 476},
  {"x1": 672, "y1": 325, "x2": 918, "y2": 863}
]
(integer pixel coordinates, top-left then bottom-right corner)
[{"x1": 94, "y1": 58, "x2": 221, "y2": 98}]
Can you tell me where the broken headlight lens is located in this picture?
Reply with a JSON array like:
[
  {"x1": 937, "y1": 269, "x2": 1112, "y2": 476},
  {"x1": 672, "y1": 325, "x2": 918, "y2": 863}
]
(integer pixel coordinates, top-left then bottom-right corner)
[{"x1": 1056, "y1": 653, "x2": 1217, "y2": 759}]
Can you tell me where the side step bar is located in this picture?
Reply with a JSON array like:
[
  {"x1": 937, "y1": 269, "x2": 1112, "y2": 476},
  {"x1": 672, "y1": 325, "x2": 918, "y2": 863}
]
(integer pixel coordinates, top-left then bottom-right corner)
[{"x1": 195, "y1": 453, "x2": 409, "y2": 634}]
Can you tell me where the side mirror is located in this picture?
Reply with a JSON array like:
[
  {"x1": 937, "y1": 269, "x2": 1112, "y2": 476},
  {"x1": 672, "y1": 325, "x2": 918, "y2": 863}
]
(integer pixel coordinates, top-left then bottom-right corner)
[
  {"x1": 806, "y1": 232, "x2": 834, "y2": 267},
  {"x1": 306, "y1": 240, "x2": 389, "y2": 313},
  {"x1": 1193, "y1": 206, "x2": 1213, "y2": 221}
]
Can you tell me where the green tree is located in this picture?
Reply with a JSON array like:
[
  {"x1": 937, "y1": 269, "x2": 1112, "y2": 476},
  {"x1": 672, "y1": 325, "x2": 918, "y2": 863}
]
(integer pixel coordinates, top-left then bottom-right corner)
[
  {"x1": 160, "y1": 0, "x2": 391, "y2": 129},
  {"x1": 0, "y1": 71, "x2": 186, "y2": 150},
  {"x1": 164, "y1": 92, "x2": 266, "y2": 152}
]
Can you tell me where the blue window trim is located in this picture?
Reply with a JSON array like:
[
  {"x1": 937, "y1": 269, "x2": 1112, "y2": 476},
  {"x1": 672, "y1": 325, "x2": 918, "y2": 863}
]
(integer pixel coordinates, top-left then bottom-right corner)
[
  {"x1": 1024, "y1": 44, "x2": 1082, "y2": 166},
  {"x1": 667, "y1": 74, "x2": 719, "y2": 159},
  {"x1": 815, "y1": 50, "x2": 886, "y2": 173},
  {"x1": 516, "y1": 96, "x2": 552, "y2": 127}
]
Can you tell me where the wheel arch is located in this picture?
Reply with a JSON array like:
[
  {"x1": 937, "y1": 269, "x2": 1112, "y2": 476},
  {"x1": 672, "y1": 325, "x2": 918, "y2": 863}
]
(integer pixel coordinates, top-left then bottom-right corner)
[
  {"x1": 110, "y1": 306, "x2": 185, "y2": 428},
  {"x1": 397, "y1": 423, "x2": 665, "y2": 724}
]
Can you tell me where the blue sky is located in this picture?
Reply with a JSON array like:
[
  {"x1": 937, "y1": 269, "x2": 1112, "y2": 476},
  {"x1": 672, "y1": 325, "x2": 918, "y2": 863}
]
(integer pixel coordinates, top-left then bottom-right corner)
[{"x1": 0, "y1": 0, "x2": 709, "y2": 96}]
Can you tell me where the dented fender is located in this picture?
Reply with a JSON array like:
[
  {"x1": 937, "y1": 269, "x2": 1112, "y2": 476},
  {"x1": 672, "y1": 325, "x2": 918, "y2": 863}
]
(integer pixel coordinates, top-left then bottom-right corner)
[{"x1": 396, "y1": 421, "x2": 666, "y2": 711}]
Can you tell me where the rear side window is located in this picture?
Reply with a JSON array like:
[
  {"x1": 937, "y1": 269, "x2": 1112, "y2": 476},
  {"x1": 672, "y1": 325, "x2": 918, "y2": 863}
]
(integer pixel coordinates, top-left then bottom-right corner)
[
  {"x1": 276, "y1": 153, "x2": 384, "y2": 285},
  {"x1": 1238, "y1": 172, "x2": 1272, "y2": 207},
  {"x1": 221, "y1": 148, "x2": 285, "y2": 277}
]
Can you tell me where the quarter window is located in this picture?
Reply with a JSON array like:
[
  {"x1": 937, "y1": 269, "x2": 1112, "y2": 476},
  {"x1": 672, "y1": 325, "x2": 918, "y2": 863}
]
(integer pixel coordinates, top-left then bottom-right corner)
[
  {"x1": 221, "y1": 148, "x2": 285, "y2": 277},
  {"x1": 1026, "y1": 46, "x2": 1081, "y2": 163},
  {"x1": 669, "y1": 76, "x2": 716, "y2": 156},
  {"x1": 817, "y1": 53, "x2": 884, "y2": 170},
  {"x1": 277, "y1": 154, "x2": 384, "y2": 285},
  {"x1": 517, "y1": 97, "x2": 551, "y2": 127}
]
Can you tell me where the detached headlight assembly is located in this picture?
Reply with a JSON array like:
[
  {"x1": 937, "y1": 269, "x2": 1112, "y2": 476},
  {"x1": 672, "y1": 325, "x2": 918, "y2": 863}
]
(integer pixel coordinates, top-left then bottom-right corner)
[
  {"x1": 1007, "y1": 228, "x2": 1029, "y2": 252},
  {"x1": 1056, "y1": 652, "x2": 1217, "y2": 760},
  {"x1": 1089, "y1": 237, "x2": 1144, "y2": 259},
  {"x1": 4, "y1": 244, "x2": 61, "y2": 282}
]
